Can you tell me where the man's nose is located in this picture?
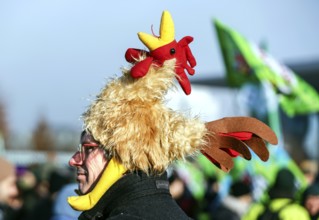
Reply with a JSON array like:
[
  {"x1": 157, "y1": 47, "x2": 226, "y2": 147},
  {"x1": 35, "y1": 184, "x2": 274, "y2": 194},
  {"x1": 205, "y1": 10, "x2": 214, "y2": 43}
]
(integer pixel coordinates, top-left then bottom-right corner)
[{"x1": 69, "y1": 151, "x2": 83, "y2": 167}]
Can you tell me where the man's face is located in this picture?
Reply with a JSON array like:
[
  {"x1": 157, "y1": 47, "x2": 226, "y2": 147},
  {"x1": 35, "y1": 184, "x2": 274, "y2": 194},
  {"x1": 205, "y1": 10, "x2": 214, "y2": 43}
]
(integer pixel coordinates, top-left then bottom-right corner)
[{"x1": 69, "y1": 131, "x2": 108, "y2": 195}]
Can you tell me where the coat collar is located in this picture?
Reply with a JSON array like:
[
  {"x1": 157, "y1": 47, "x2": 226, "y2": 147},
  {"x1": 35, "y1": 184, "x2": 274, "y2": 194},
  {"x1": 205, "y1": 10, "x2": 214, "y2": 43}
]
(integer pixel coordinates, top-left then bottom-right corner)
[{"x1": 79, "y1": 171, "x2": 169, "y2": 220}]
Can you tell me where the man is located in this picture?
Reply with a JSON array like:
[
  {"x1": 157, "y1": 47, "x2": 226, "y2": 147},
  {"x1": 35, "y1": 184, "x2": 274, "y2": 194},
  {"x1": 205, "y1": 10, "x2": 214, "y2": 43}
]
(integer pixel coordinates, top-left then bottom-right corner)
[
  {"x1": 69, "y1": 130, "x2": 191, "y2": 219},
  {"x1": 68, "y1": 11, "x2": 277, "y2": 220}
]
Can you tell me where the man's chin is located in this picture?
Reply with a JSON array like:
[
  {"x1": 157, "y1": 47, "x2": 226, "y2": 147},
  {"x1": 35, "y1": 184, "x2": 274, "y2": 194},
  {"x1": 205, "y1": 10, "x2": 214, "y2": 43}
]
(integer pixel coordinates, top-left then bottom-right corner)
[
  {"x1": 76, "y1": 183, "x2": 84, "y2": 195},
  {"x1": 75, "y1": 181, "x2": 89, "y2": 195},
  {"x1": 76, "y1": 180, "x2": 99, "y2": 195}
]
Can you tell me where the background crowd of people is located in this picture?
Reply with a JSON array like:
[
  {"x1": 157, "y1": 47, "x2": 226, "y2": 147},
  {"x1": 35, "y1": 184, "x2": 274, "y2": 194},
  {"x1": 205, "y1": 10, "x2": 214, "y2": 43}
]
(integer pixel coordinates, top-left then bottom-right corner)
[
  {"x1": 0, "y1": 155, "x2": 318, "y2": 220},
  {"x1": 0, "y1": 157, "x2": 79, "y2": 220}
]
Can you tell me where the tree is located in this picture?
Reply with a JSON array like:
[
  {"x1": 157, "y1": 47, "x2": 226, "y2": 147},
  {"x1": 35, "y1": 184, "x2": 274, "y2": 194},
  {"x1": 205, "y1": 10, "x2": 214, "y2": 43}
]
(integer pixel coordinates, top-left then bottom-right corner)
[
  {"x1": 0, "y1": 100, "x2": 10, "y2": 149},
  {"x1": 32, "y1": 116, "x2": 54, "y2": 151}
]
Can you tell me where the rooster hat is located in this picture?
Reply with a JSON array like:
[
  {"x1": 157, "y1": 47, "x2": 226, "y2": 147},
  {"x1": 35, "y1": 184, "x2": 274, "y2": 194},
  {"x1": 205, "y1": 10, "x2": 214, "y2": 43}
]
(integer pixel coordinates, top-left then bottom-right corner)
[{"x1": 68, "y1": 11, "x2": 278, "y2": 211}]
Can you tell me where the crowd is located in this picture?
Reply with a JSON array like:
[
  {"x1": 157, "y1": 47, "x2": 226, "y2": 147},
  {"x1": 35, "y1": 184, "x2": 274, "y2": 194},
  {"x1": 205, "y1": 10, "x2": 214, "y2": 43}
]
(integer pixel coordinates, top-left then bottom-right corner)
[
  {"x1": 0, "y1": 155, "x2": 318, "y2": 220},
  {"x1": 0, "y1": 156, "x2": 80, "y2": 220},
  {"x1": 170, "y1": 158, "x2": 319, "y2": 220}
]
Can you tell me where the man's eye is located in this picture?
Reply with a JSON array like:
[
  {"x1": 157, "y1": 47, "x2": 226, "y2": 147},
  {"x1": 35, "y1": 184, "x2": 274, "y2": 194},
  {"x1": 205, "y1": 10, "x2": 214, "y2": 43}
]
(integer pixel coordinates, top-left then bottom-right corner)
[{"x1": 85, "y1": 147, "x2": 95, "y2": 154}]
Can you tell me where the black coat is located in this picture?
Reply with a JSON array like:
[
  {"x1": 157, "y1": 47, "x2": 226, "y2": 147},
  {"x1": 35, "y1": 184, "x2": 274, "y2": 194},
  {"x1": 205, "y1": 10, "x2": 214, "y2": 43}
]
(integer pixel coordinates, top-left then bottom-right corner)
[{"x1": 79, "y1": 171, "x2": 192, "y2": 220}]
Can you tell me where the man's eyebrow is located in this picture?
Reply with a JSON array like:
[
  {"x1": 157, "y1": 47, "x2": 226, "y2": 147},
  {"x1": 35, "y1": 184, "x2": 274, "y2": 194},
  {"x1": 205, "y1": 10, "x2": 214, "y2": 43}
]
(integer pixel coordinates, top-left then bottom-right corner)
[{"x1": 82, "y1": 142, "x2": 99, "y2": 147}]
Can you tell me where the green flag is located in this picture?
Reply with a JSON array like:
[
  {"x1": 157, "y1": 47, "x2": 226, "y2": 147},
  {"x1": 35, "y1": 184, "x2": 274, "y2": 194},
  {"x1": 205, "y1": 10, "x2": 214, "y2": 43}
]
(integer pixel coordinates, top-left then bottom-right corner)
[{"x1": 214, "y1": 19, "x2": 319, "y2": 116}]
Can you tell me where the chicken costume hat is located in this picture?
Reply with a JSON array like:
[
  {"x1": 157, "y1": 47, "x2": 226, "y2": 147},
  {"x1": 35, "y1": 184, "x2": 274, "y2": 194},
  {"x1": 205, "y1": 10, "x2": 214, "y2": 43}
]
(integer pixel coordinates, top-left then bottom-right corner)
[{"x1": 68, "y1": 11, "x2": 278, "y2": 211}]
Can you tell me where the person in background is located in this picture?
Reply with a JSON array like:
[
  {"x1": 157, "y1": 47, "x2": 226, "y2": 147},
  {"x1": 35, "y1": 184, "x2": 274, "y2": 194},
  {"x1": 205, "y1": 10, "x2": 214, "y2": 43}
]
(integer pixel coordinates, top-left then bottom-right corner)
[
  {"x1": 299, "y1": 160, "x2": 318, "y2": 186},
  {"x1": 169, "y1": 171, "x2": 198, "y2": 219},
  {"x1": 14, "y1": 165, "x2": 43, "y2": 220},
  {"x1": 212, "y1": 178, "x2": 253, "y2": 220},
  {"x1": 200, "y1": 175, "x2": 220, "y2": 219},
  {"x1": 0, "y1": 157, "x2": 19, "y2": 220},
  {"x1": 243, "y1": 167, "x2": 310, "y2": 220},
  {"x1": 25, "y1": 168, "x2": 73, "y2": 220},
  {"x1": 51, "y1": 183, "x2": 80, "y2": 220},
  {"x1": 301, "y1": 183, "x2": 319, "y2": 220}
]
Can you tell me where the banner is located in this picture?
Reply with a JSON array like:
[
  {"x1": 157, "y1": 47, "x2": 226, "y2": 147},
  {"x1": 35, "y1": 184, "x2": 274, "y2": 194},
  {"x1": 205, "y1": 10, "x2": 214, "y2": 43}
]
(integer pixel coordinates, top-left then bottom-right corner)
[{"x1": 214, "y1": 19, "x2": 319, "y2": 117}]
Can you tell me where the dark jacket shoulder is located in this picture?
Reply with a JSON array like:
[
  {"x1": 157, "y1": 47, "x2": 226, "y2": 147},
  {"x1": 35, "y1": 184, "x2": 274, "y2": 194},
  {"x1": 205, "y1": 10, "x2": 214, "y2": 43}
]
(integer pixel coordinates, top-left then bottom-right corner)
[{"x1": 79, "y1": 171, "x2": 192, "y2": 220}]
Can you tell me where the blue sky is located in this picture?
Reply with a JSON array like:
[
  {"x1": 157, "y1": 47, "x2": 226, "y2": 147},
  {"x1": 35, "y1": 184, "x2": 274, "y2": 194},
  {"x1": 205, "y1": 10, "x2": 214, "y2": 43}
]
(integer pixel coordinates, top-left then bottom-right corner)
[{"x1": 1, "y1": 1, "x2": 319, "y2": 134}]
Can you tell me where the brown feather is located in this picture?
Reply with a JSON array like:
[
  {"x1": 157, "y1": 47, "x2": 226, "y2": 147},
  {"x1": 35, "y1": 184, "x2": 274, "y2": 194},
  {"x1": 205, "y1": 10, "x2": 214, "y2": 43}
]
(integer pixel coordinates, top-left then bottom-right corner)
[
  {"x1": 201, "y1": 149, "x2": 234, "y2": 172},
  {"x1": 215, "y1": 136, "x2": 252, "y2": 160},
  {"x1": 205, "y1": 117, "x2": 278, "y2": 145},
  {"x1": 244, "y1": 137, "x2": 269, "y2": 161},
  {"x1": 201, "y1": 117, "x2": 277, "y2": 171}
]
